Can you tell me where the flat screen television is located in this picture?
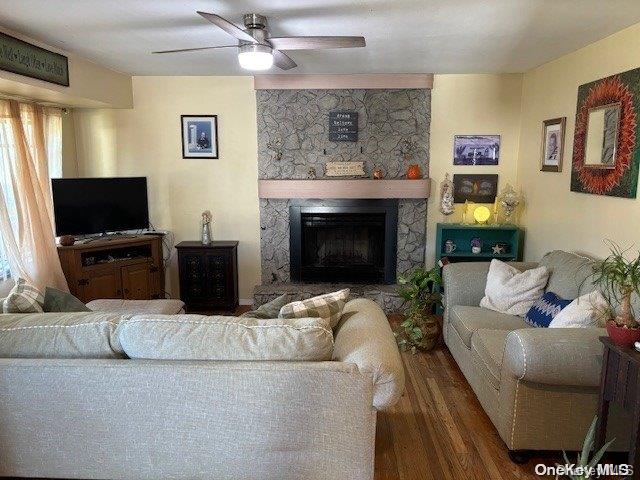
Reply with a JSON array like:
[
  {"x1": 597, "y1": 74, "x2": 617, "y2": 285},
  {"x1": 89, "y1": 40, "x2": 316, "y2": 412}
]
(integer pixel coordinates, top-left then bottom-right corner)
[{"x1": 52, "y1": 177, "x2": 149, "y2": 236}]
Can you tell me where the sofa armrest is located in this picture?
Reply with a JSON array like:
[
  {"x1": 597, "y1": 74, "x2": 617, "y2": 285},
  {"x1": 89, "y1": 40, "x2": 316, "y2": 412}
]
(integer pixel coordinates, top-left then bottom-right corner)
[
  {"x1": 503, "y1": 328, "x2": 606, "y2": 387},
  {"x1": 333, "y1": 298, "x2": 405, "y2": 410}
]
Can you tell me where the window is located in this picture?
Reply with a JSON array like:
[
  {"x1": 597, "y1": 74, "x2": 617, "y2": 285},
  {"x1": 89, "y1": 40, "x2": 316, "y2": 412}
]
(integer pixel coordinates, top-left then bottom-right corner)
[{"x1": 0, "y1": 103, "x2": 62, "y2": 280}]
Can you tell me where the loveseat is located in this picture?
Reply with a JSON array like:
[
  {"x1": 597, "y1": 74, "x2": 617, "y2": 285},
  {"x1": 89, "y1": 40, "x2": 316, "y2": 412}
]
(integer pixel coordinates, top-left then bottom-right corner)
[
  {"x1": 442, "y1": 250, "x2": 633, "y2": 460},
  {"x1": 0, "y1": 298, "x2": 403, "y2": 480}
]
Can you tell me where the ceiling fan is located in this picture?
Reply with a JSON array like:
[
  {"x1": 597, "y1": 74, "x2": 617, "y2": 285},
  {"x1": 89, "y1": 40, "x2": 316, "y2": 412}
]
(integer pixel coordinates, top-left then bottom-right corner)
[{"x1": 152, "y1": 11, "x2": 366, "y2": 71}]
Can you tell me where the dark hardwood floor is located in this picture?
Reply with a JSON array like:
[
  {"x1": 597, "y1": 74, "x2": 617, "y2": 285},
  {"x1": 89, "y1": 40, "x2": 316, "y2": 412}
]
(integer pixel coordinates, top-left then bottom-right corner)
[{"x1": 374, "y1": 341, "x2": 554, "y2": 479}]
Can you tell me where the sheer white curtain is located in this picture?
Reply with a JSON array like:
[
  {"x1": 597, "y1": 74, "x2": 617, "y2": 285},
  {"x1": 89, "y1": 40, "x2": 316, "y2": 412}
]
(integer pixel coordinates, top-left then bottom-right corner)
[{"x1": 0, "y1": 99, "x2": 67, "y2": 291}]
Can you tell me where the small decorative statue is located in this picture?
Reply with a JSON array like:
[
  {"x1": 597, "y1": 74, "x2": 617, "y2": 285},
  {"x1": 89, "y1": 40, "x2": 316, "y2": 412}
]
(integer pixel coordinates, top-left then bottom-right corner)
[
  {"x1": 398, "y1": 138, "x2": 418, "y2": 160},
  {"x1": 439, "y1": 173, "x2": 455, "y2": 217},
  {"x1": 201, "y1": 210, "x2": 212, "y2": 245},
  {"x1": 372, "y1": 166, "x2": 385, "y2": 179},
  {"x1": 497, "y1": 184, "x2": 522, "y2": 225},
  {"x1": 307, "y1": 167, "x2": 317, "y2": 179},
  {"x1": 266, "y1": 136, "x2": 283, "y2": 162}
]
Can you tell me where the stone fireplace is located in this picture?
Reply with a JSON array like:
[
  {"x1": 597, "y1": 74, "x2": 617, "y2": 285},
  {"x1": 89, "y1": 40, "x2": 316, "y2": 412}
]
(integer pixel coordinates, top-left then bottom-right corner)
[
  {"x1": 289, "y1": 200, "x2": 398, "y2": 284},
  {"x1": 254, "y1": 87, "x2": 431, "y2": 313}
]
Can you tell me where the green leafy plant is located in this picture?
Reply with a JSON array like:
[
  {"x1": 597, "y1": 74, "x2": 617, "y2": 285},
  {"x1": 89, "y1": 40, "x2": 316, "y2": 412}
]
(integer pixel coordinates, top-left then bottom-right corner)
[
  {"x1": 592, "y1": 241, "x2": 640, "y2": 328},
  {"x1": 561, "y1": 416, "x2": 615, "y2": 480},
  {"x1": 394, "y1": 267, "x2": 442, "y2": 354}
]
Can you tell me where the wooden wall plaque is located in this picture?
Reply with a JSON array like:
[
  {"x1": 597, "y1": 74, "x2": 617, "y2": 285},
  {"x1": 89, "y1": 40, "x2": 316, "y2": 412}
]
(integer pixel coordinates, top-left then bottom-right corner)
[{"x1": 325, "y1": 161, "x2": 365, "y2": 177}]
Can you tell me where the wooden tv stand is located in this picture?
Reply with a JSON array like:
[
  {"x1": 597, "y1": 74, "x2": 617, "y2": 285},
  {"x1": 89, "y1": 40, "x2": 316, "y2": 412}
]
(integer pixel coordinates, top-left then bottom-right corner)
[{"x1": 57, "y1": 235, "x2": 165, "y2": 303}]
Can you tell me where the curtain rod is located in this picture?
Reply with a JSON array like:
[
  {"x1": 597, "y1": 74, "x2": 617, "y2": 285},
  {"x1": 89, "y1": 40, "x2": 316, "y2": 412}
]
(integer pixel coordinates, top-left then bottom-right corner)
[{"x1": 0, "y1": 92, "x2": 70, "y2": 113}]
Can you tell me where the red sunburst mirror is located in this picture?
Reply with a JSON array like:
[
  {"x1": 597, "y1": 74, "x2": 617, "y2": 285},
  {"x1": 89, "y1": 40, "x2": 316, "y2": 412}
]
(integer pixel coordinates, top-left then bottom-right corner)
[{"x1": 570, "y1": 67, "x2": 640, "y2": 198}]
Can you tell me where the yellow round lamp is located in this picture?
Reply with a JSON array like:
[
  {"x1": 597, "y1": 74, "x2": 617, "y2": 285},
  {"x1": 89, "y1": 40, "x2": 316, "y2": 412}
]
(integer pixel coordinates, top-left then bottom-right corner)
[{"x1": 473, "y1": 206, "x2": 491, "y2": 224}]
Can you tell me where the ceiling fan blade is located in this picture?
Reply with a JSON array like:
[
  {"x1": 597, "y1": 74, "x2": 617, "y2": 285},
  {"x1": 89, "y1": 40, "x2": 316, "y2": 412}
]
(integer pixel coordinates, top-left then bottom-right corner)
[
  {"x1": 272, "y1": 50, "x2": 297, "y2": 70},
  {"x1": 268, "y1": 36, "x2": 365, "y2": 50},
  {"x1": 197, "y1": 11, "x2": 257, "y2": 44},
  {"x1": 152, "y1": 45, "x2": 237, "y2": 54}
]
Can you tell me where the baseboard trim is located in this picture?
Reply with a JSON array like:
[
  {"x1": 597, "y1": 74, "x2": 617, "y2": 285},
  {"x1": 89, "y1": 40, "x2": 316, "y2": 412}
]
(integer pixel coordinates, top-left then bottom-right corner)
[{"x1": 239, "y1": 298, "x2": 253, "y2": 306}]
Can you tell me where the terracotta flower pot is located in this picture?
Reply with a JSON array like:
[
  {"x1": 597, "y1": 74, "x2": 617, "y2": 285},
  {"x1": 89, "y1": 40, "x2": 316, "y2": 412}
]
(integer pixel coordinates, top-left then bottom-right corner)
[
  {"x1": 606, "y1": 320, "x2": 640, "y2": 348},
  {"x1": 407, "y1": 164, "x2": 422, "y2": 180}
]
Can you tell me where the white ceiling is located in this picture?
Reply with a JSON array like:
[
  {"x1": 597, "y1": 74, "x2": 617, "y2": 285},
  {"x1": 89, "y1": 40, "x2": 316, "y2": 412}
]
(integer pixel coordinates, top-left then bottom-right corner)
[{"x1": 3, "y1": 0, "x2": 640, "y2": 75}]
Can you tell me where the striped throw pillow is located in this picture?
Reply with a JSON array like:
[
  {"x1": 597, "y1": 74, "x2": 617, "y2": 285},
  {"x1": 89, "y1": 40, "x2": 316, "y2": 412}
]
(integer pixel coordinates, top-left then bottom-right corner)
[
  {"x1": 2, "y1": 278, "x2": 45, "y2": 313},
  {"x1": 278, "y1": 289, "x2": 350, "y2": 328}
]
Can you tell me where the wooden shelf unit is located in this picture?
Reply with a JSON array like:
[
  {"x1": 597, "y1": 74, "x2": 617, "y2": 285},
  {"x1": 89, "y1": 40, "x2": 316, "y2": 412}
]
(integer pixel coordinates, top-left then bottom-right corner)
[
  {"x1": 435, "y1": 223, "x2": 524, "y2": 266},
  {"x1": 58, "y1": 235, "x2": 165, "y2": 303}
]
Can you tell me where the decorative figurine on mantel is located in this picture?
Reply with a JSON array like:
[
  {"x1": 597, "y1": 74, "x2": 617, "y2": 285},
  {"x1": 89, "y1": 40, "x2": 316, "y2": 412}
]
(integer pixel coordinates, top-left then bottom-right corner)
[
  {"x1": 439, "y1": 173, "x2": 455, "y2": 219},
  {"x1": 497, "y1": 184, "x2": 522, "y2": 225},
  {"x1": 307, "y1": 167, "x2": 317, "y2": 179},
  {"x1": 201, "y1": 210, "x2": 212, "y2": 245}
]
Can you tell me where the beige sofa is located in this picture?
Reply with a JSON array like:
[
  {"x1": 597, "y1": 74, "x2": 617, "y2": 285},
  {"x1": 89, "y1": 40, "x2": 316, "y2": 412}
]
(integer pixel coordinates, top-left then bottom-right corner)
[
  {"x1": 0, "y1": 298, "x2": 404, "y2": 480},
  {"x1": 442, "y1": 251, "x2": 632, "y2": 461}
]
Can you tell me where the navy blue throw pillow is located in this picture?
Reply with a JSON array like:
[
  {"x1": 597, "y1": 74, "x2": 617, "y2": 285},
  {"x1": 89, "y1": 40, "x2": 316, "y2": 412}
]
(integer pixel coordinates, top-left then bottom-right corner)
[{"x1": 524, "y1": 292, "x2": 572, "y2": 328}]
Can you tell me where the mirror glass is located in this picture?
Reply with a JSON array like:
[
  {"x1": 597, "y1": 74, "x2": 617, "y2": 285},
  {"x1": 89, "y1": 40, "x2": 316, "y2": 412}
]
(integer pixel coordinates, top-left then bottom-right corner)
[{"x1": 584, "y1": 103, "x2": 621, "y2": 168}]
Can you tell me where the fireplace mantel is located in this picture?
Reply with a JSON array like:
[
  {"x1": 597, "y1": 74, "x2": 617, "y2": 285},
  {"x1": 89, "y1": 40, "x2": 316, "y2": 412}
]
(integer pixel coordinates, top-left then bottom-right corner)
[{"x1": 258, "y1": 179, "x2": 431, "y2": 199}]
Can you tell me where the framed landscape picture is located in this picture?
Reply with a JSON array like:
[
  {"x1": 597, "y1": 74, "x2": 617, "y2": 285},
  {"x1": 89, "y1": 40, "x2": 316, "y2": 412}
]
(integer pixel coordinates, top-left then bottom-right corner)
[
  {"x1": 453, "y1": 135, "x2": 500, "y2": 165},
  {"x1": 181, "y1": 115, "x2": 219, "y2": 159},
  {"x1": 540, "y1": 117, "x2": 566, "y2": 172},
  {"x1": 453, "y1": 174, "x2": 498, "y2": 203}
]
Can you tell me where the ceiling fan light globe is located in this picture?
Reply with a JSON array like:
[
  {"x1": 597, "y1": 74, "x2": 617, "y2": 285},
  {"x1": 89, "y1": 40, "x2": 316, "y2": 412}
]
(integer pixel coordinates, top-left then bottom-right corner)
[{"x1": 238, "y1": 44, "x2": 273, "y2": 70}]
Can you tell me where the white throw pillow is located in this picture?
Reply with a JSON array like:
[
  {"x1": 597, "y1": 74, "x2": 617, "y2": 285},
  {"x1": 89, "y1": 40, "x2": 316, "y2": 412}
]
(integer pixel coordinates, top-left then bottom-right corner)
[
  {"x1": 548, "y1": 290, "x2": 608, "y2": 328},
  {"x1": 480, "y1": 260, "x2": 550, "y2": 317}
]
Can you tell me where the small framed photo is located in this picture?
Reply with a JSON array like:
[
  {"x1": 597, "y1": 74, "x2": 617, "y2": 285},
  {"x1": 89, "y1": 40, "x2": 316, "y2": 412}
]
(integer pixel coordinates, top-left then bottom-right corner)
[
  {"x1": 540, "y1": 117, "x2": 566, "y2": 172},
  {"x1": 453, "y1": 135, "x2": 500, "y2": 165},
  {"x1": 453, "y1": 174, "x2": 498, "y2": 203},
  {"x1": 181, "y1": 115, "x2": 219, "y2": 159}
]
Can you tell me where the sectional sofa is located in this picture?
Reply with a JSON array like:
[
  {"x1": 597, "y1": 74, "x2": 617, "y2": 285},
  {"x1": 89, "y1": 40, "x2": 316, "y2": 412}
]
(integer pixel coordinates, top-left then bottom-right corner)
[
  {"x1": 0, "y1": 298, "x2": 404, "y2": 480},
  {"x1": 442, "y1": 250, "x2": 633, "y2": 461}
]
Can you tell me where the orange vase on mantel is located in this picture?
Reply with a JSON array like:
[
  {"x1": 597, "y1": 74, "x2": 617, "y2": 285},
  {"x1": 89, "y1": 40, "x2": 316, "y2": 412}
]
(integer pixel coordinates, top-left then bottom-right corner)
[{"x1": 407, "y1": 164, "x2": 422, "y2": 180}]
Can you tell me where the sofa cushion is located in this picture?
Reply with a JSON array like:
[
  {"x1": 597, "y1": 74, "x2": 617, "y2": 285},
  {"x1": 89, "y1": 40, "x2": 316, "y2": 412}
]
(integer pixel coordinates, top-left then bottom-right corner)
[
  {"x1": 118, "y1": 314, "x2": 333, "y2": 361},
  {"x1": 0, "y1": 311, "x2": 126, "y2": 358},
  {"x1": 480, "y1": 260, "x2": 550, "y2": 316},
  {"x1": 43, "y1": 287, "x2": 91, "y2": 313},
  {"x1": 86, "y1": 298, "x2": 185, "y2": 315},
  {"x1": 279, "y1": 288, "x2": 350, "y2": 328},
  {"x1": 241, "y1": 294, "x2": 291, "y2": 319},
  {"x1": 524, "y1": 291, "x2": 572, "y2": 328},
  {"x1": 540, "y1": 250, "x2": 595, "y2": 299},
  {"x1": 2, "y1": 278, "x2": 44, "y2": 313},
  {"x1": 549, "y1": 290, "x2": 608, "y2": 328},
  {"x1": 471, "y1": 329, "x2": 510, "y2": 390},
  {"x1": 450, "y1": 305, "x2": 529, "y2": 348}
]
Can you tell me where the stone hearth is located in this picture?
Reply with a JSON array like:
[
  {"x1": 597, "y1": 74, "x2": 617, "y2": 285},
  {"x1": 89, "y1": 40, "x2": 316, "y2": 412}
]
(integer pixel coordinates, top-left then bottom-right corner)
[{"x1": 254, "y1": 283, "x2": 406, "y2": 315}]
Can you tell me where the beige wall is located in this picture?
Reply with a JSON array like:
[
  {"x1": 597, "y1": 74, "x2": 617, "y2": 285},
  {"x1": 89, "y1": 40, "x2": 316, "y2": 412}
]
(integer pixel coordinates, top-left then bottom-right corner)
[
  {"x1": 426, "y1": 74, "x2": 524, "y2": 266},
  {"x1": 517, "y1": 22, "x2": 640, "y2": 261},
  {"x1": 74, "y1": 76, "x2": 260, "y2": 301}
]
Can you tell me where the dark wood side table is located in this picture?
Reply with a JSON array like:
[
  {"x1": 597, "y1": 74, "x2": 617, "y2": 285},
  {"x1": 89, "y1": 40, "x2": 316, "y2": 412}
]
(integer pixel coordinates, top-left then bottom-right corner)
[
  {"x1": 176, "y1": 241, "x2": 239, "y2": 313},
  {"x1": 595, "y1": 336, "x2": 640, "y2": 478}
]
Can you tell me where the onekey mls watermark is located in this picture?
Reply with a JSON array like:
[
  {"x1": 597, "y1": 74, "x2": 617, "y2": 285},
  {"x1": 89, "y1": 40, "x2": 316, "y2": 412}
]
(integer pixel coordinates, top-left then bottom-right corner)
[{"x1": 535, "y1": 463, "x2": 633, "y2": 477}]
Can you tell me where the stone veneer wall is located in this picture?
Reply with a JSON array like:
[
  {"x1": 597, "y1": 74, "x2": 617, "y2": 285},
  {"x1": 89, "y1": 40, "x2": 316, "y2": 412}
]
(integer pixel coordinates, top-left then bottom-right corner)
[{"x1": 257, "y1": 89, "x2": 431, "y2": 284}]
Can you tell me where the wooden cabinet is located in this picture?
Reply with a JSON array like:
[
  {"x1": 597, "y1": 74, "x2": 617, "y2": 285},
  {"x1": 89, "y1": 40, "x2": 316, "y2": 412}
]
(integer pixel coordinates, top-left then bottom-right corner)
[
  {"x1": 176, "y1": 241, "x2": 238, "y2": 313},
  {"x1": 58, "y1": 235, "x2": 165, "y2": 303}
]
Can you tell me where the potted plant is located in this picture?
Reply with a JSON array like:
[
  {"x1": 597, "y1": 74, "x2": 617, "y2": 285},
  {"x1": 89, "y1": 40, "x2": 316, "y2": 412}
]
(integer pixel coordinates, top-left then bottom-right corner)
[
  {"x1": 394, "y1": 267, "x2": 442, "y2": 354},
  {"x1": 592, "y1": 242, "x2": 640, "y2": 347},
  {"x1": 561, "y1": 416, "x2": 615, "y2": 480}
]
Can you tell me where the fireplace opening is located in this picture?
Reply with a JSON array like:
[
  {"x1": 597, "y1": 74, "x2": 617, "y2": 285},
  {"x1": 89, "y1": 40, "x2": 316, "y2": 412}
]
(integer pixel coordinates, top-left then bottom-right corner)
[{"x1": 290, "y1": 200, "x2": 398, "y2": 284}]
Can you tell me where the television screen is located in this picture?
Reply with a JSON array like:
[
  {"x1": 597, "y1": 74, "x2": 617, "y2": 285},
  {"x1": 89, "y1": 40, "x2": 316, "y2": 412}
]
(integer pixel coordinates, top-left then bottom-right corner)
[{"x1": 52, "y1": 177, "x2": 149, "y2": 236}]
